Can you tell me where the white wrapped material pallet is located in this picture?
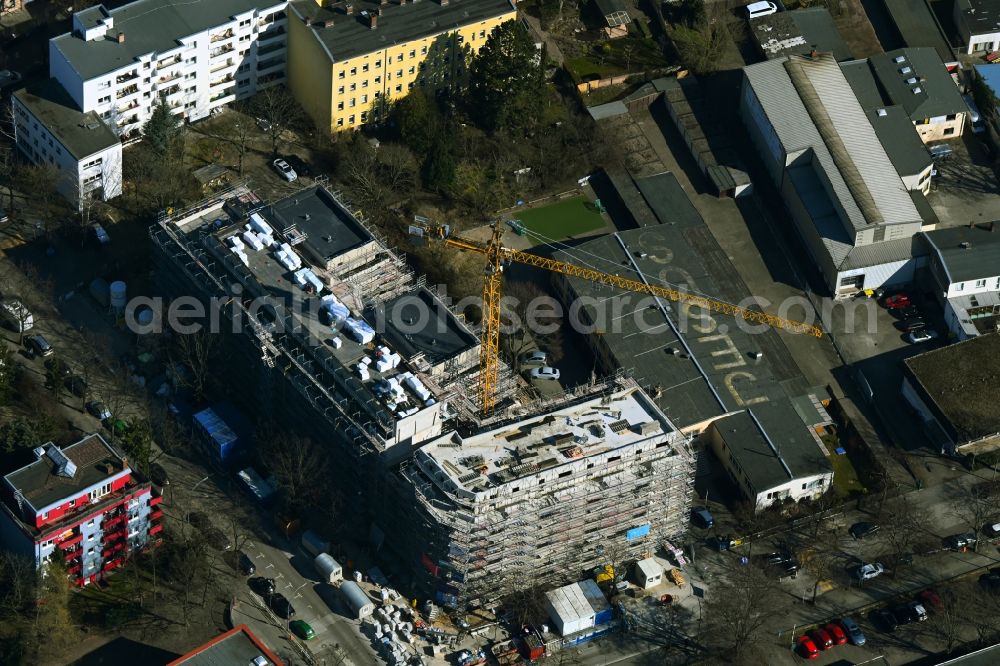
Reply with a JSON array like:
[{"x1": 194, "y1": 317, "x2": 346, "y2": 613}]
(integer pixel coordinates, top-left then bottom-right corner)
[
  {"x1": 228, "y1": 235, "x2": 245, "y2": 250},
  {"x1": 234, "y1": 249, "x2": 249, "y2": 266},
  {"x1": 257, "y1": 231, "x2": 275, "y2": 248},
  {"x1": 241, "y1": 231, "x2": 264, "y2": 251},
  {"x1": 279, "y1": 242, "x2": 302, "y2": 269},
  {"x1": 329, "y1": 336, "x2": 342, "y2": 349},
  {"x1": 345, "y1": 317, "x2": 375, "y2": 344},
  {"x1": 249, "y1": 212, "x2": 274, "y2": 237},
  {"x1": 375, "y1": 357, "x2": 392, "y2": 373},
  {"x1": 356, "y1": 364, "x2": 370, "y2": 380}
]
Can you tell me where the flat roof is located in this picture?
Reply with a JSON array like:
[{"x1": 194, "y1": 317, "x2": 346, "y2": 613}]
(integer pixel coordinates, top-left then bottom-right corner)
[
  {"x1": 52, "y1": 0, "x2": 285, "y2": 81},
  {"x1": 555, "y1": 172, "x2": 811, "y2": 429},
  {"x1": 904, "y1": 333, "x2": 1000, "y2": 444},
  {"x1": 882, "y1": 0, "x2": 956, "y2": 63},
  {"x1": 949, "y1": 291, "x2": 1000, "y2": 337},
  {"x1": 868, "y1": 48, "x2": 965, "y2": 120},
  {"x1": 711, "y1": 403, "x2": 831, "y2": 491},
  {"x1": 368, "y1": 287, "x2": 478, "y2": 365},
  {"x1": 976, "y1": 63, "x2": 1000, "y2": 97},
  {"x1": 268, "y1": 185, "x2": 374, "y2": 264},
  {"x1": 743, "y1": 54, "x2": 921, "y2": 232},
  {"x1": 167, "y1": 624, "x2": 285, "y2": 666},
  {"x1": 417, "y1": 388, "x2": 677, "y2": 491},
  {"x1": 13, "y1": 79, "x2": 119, "y2": 161},
  {"x1": 924, "y1": 224, "x2": 1000, "y2": 283},
  {"x1": 751, "y1": 8, "x2": 852, "y2": 62},
  {"x1": 957, "y1": 0, "x2": 1000, "y2": 43},
  {"x1": 4, "y1": 435, "x2": 125, "y2": 511},
  {"x1": 289, "y1": 0, "x2": 516, "y2": 64}
]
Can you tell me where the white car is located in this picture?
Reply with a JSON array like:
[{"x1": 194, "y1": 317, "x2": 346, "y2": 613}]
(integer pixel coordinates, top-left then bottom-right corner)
[
  {"x1": 906, "y1": 330, "x2": 938, "y2": 344},
  {"x1": 529, "y1": 366, "x2": 560, "y2": 381},
  {"x1": 520, "y1": 350, "x2": 547, "y2": 366},
  {"x1": 272, "y1": 158, "x2": 297, "y2": 182},
  {"x1": 746, "y1": 0, "x2": 778, "y2": 18},
  {"x1": 855, "y1": 562, "x2": 885, "y2": 581}
]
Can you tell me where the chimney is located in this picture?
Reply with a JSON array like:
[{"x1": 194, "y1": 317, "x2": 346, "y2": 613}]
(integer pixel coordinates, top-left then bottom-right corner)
[
  {"x1": 369, "y1": 12, "x2": 378, "y2": 28},
  {"x1": 380, "y1": 0, "x2": 388, "y2": 5},
  {"x1": 991, "y1": 222, "x2": 996, "y2": 232},
  {"x1": 117, "y1": 32, "x2": 126, "y2": 44},
  {"x1": 377, "y1": 6, "x2": 384, "y2": 14},
  {"x1": 439, "y1": 0, "x2": 449, "y2": 5},
  {"x1": 323, "y1": 18, "x2": 335, "y2": 27},
  {"x1": 345, "y1": 3, "x2": 353, "y2": 14}
]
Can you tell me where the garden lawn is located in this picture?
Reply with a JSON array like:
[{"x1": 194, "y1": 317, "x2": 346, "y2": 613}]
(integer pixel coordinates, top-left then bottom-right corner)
[{"x1": 513, "y1": 195, "x2": 606, "y2": 245}]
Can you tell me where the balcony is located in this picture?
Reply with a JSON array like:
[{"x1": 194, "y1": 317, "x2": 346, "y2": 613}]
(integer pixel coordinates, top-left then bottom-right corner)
[
  {"x1": 149, "y1": 523, "x2": 164, "y2": 536},
  {"x1": 258, "y1": 26, "x2": 285, "y2": 42},
  {"x1": 149, "y1": 509, "x2": 163, "y2": 522},
  {"x1": 210, "y1": 58, "x2": 236, "y2": 74},
  {"x1": 115, "y1": 84, "x2": 139, "y2": 100},
  {"x1": 157, "y1": 71, "x2": 182, "y2": 86},
  {"x1": 211, "y1": 74, "x2": 235, "y2": 88},
  {"x1": 150, "y1": 491, "x2": 163, "y2": 507},
  {"x1": 58, "y1": 533, "x2": 83, "y2": 550},
  {"x1": 66, "y1": 563, "x2": 82, "y2": 576},
  {"x1": 209, "y1": 89, "x2": 236, "y2": 103},
  {"x1": 210, "y1": 44, "x2": 235, "y2": 59},
  {"x1": 115, "y1": 71, "x2": 139, "y2": 84},
  {"x1": 156, "y1": 54, "x2": 183, "y2": 69},
  {"x1": 118, "y1": 99, "x2": 140, "y2": 112},
  {"x1": 63, "y1": 548, "x2": 82, "y2": 563},
  {"x1": 162, "y1": 84, "x2": 182, "y2": 98},
  {"x1": 257, "y1": 59, "x2": 284, "y2": 74},
  {"x1": 103, "y1": 514, "x2": 125, "y2": 530},
  {"x1": 117, "y1": 115, "x2": 140, "y2": 127},
  {"x1": 210, "y1": 29, "x2": 234, "y2": 43},
  {"x1": 257, "y1": 41, "x2": 284, "y2": 57}
]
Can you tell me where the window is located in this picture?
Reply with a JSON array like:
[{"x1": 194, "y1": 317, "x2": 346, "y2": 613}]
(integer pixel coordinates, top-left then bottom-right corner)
[
  {"x1": 956, "y1": 282, "x2": 964, "y2": 291},
  {"x1": 338, "y1": 85, "x2": 345, "y2": 94},
  {"x1": 350, "y1": 83, "x2": 356, "y2": 91},
  {"x1": 240, "y1": 19, "x2": 251, "y2": 27},
  {"x1": 349, "y1": 98, "x2": 356, "y2": 108},
  {"x1": 374, "y1": 76, "x2": 381, "y2": 84},
  {"x1": 239, "y1": 35, "x2": 251, "y2": 42},
  {"x1": 339, "y1": 70, "x2": 345, "y2": 79},
  {"x1": 396, "y1": 69, "x2": 403, "y2": 78},
  {"x1": 98, "y1": 80, "x2": 111, "y2": 90},
  {"x1": 362, "y1": 79, "x2": 368, "y2": 88},
  {"x1": 395, "y1": 84, "x2": 402, "y2": 93},
  {"x1": 944, "y1": 127, "x2": 955, "y2": 135},
  {"x1": 361, "y1": 111, "x2": 368, "y2": 122},
  {"x1": 480, "y1": 30, "x2": 485, "y2": 38},
  {"x1": 375, "y1": 59, "x2": 382, "y2": 68},
  {"x1": 361, "y1": 94, "x2": 368, "y2": 104},
  {"x1": 409, "y1": 49, "x2": 416, "y2": 58},
  {"x1": 337, "y1": 118, "x2": 344, "y2": 127},
  {"x1": 976, "y1": 279, "x2": 988, "y2": 288},
  {"x1": 98, "y1": 95, "x2": 111, "y2": 105},
  {"x1": 337, "y1": 101, "x2": 344, "y2": 110},
  {"x1": 946, "y1": 113, "x2": 957, "y2": 121},
  {"x1": 363, "y1": 63, "x2": 369, "y2": 72},
  {"x1": 421, "y1": 46, "x2": 427, "y2": 54},
  {"x1": 349, "y1": 114, "x2": 355, "y2": 124},
  {"x1": 350, "y1": 67, "x2": 357, "y2": 76},
  {"x1": 42, "y1": 511, "x2": 48, "y2": 520},
  {"x1": 408, "y1": 66, "x2": 415, "y2": 75}
]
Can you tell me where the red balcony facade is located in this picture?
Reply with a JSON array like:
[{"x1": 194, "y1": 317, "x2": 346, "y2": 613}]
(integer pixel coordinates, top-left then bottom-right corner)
[{"x1": 58, "y1": 533, "x2": 83, "y2": 550}]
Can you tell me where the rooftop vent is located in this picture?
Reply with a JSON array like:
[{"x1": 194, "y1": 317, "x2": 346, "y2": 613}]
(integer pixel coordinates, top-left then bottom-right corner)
[
  {"x1": 900, "y1": 66, "x2": 912, "y2": 74},
  {"x1": 961, "y1": 241, "x2": 972, "y2": 249},
  {"x1": 32, "y1": 447, "x2": 45, "y2": 460},
  {"x1": 913, "y1": 86, "x2": 923, "y2": 94},
  {"x1": 894, "y1": 55, "x2": 906, "y2": 63},
  {"x1": 877, "y1": 108, "x2": 887, "y2": 117},
  {"x1": 117, "y1": 32, "x2": 126, "y2": 44},
  {"x1": 905, "y1": 77, "x2": 918, "y2": 85}
]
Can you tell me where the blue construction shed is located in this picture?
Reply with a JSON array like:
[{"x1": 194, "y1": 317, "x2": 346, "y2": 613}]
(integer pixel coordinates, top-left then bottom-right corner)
[{"x1": 193, "y1": 403, "x2": 251, "y2": 465}]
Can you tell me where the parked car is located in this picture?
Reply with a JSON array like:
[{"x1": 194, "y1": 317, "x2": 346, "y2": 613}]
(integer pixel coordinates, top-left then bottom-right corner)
[
  {"x1": 894, "y1": 601, "x2": 928, "y2": 624},
  {"x1": 249, "y1": 576, "x2": 275, "y2": 597},
  {"x1": 891, "y1": 304, "x2": 920, "y2": 319},
  {"x1": 898, "y1": 318, "x2": 927, "y2": 332},
  {"x1": 268, "y1": 592, "x2": 295, "y2": 618},
  {"x1": 917, "y1": 589, "x2": 943, "y2": 613},
  {"x1": 92, "y1": 223, "x2": 111, "y2": 245},
  {"x1": 519, "y1": 350, "x2": 547, "y2": 366},
  {"x1": 945, "y1": 532, "x2": 977, "y2": 550},
  {"x1": 984, "y1": 522, "x2": 1000, "y2": 538},
  {"x1": 883, "y1": 293, "x2": 912, "y2": 309},
  {"x1": 761, "y1": 552, "x2": 799, "y2": 579},
  {"x1": 255, "y1": 116, "x2": 273, "y2": 132},
  {"x1": 928, "y1": 144, "x2": 953, "y2": 159},
  {"x1": 691, "y1": 508, "x2": 714, "y2": 529},
  {"x1": 808, "y1": 628, "x2": 833, "y2": 650},
  {"x1": 272, "y1": 158, "x2": 297, "y2": 182},
  {"x1": 65, "y1": 374, "x2": 87, "y2": 397},
  {"x1": 204, "y1": 527, "x2": 231, "y2": 551},
  {"x1": 855, "y1": 562, "x2": 885, "y2": 581},
  {"x1": 870, "y1": 608, "x2": 898, "y2": 633},
  {"x1": 25, "y1": 334, "x2": 54, "y2": 357},
  {"x1": 746, "y1": 0, "x2": 778, "y2": 18},
  {"x1": 907, "y1": 330, "x2": 938, "y2": 344},
  {"x1": 0, "y1": 69, "x2": 21, "y2": 91},
  {"x1": 45, "y1": 357, "x2": 71, "y2": 378},
  {"x1": 839, "y1": 617, "x2": 866, "y2": 646},
  {"x1": 795, "y1": 635, "x2": 820, "y2": 659},
  {"x1": 849, "y1": 522, "x2": 880, "y2": 539},
  {"x1": 824, "y1": 623, "x2": 847, "y2": 646},
  {"x1": 289, "y1": 619, "x2": 315, "y2": 640},
  {"x1": 237, "y1": 550, "x2": 256, "y2": 575},
  {"x1": 86, "y1": 400, "x2": 112, "y2": 421},
  {"x1": 529, "y1": 366, "x2": 560, "y2": 381}
]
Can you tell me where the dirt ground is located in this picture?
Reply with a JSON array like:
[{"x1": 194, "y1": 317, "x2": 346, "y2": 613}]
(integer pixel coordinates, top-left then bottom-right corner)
[{"x1": 827, "y1": 0, "x2": 884, "y2": 58}]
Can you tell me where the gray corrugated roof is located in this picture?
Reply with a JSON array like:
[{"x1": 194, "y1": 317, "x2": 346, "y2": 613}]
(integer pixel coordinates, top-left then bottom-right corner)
[
  {"x1": 13, "y1": 79, "x2": 119, "y2": 160},
  {"x1": 588, "y1": 100, "x2": 628, "y2": 120},
  {"x1": 52, "y1": 0, "x2": 285, "y2": 81},
  {"x1": 711, "y1": 402, "x2": 832, "y2": 493},
  {"x1": 924, "y1": 225, "x2": 1000, "y2": 283},
  {"x1": 840, "y1": 235, "x2": 926, "y2": 270},
  {"x1": 290, "y1": 0, "x2": 515, "y2": 65},
  {"x1": 868, "y1": 48, "x2": 965, "y2": 121},
  {"x1": 743, "y1": 55, "x2": 920, "y2": 235}
]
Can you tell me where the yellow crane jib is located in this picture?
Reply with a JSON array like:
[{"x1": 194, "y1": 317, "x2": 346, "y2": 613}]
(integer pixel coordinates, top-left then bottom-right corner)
[{"x1": 407, "y1": 221, "x2": 823, "y2": 416}]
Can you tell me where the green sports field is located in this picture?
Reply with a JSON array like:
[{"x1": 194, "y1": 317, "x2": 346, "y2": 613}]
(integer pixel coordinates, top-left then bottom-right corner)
[{"x1": 512, "y1": 195, "x2": 606, "y2": 245}]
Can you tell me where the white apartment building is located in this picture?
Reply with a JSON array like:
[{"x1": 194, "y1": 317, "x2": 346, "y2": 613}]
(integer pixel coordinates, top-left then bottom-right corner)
[
  {"x1": 49, "y1": 0, "x2": 288, "y2": 141},
  {"x1": 12, "y1": 80, "x2": 123, "y2": 207},
  {"x1": 925, "y1": 224, "x2": 1000, "y2": 339}
]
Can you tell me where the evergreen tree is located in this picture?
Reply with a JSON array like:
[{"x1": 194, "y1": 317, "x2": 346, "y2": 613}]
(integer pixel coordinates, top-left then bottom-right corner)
[
  {"x1": 466, "y1": 21, "x2": 547, "y2": 134},
  {"x1": 393, "y1": 88, "x2": 439, "y2": 154},
  {"x1": 142, "y1": 95, "x2": 182, "y2": 157},
  {"x1": 422, "y1": 132, "x2": 456, "y2": 191}
]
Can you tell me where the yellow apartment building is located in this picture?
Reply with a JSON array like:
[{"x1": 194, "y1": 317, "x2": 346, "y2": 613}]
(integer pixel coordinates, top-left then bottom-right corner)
[{"x1": 288, "y1": 0, "x2": 516, "y2": 134}]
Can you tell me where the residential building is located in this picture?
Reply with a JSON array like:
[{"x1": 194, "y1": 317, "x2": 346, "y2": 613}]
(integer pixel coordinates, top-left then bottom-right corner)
[
  {"x1": 287, "y1": 0, "x2": 516, "y2": 134},
  {"x1": 924, "y1": 224, "x2": 1000, "y2": 339},
  {"x1": 741, "y1": 53, "x2": 925, "y2": 296},
  {"x1": 706, "y1": 407, "x2": 833, "y2": 510},
  {"x1": 0, "y1": 434, "x2": 162, "y2": 586},
  {"x1": 49, "y1": 0, "x2": 288, "y2": 140},
  {"x1": 902, "y1": 333, "x2": 1000, "y2": 455},
  {"x1": 168, "y1": 624, "x2": 285, "y2": 666},
  {"x1": 12, "y1": 79, "x2": 123, "y2": 207},
  {"x1": 955, "y1": 0, "x2": 1000, "y2": 54},
  {"x1": 863, "y1": 48, "x2": 966, "y2": 143},
  {"x1": 841, "y1": 59, "x2": 934, "y2": 194},
  {"x1": 750, "y1": 8, "x2": 852, "y2": 62},
  {"x1": 392, "y1": 386, "x2": 695, "y2": 607},
  {"x1": 593, "y1": 0, "x2": 631, "y2": 39}
]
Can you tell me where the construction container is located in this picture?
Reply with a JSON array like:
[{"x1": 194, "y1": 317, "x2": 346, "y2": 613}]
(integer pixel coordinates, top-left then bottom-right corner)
[
  {"x1": 631, "y1": 558, "x2": 664, "y2": 590},
  {"x1": 315, "y1": 553, "x2": 343, "y2": 583},
  {"x1": 578, "y1": 579, "x2": 612, "y2": 625},
  {"x1": 301, "y1": 529, "x2": 329, "y2": 557},
  {"x1": 340, "y1": 580, "x2": 375, "y2": 619},
  {"x1": 545, "y1": 583, "x2": 595, "y2": 636}
]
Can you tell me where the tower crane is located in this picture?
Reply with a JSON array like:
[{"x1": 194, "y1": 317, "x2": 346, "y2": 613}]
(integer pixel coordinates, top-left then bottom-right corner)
[{"x1": 411, "y1": 220, "x2": 823, "y2": 416}]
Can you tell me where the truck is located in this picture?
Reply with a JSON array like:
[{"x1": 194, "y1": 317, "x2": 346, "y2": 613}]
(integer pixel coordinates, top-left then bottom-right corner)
[{"x1": 0, "y1": 300, "x2": 33, "y2": 333}]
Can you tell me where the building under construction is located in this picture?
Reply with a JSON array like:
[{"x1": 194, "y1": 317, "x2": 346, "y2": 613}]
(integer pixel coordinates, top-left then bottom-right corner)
[{"x1": 390, "y1": 384, "x2": 695, "y2": 607}]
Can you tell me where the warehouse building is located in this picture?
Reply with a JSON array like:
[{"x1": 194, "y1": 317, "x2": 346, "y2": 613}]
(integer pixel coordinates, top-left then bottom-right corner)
[
  {"x1": 392, "y1": 385, "x2": 695, "y2": 607},
  {"x1": 750, "y1": 8, "x2": 852, "y2": 62},
  {"x1": 902, "y1": 333, "x2": 1000, "y2": 455},
  {"x1": 741, "y1": 53, "x2": 925, "y2": 296}
]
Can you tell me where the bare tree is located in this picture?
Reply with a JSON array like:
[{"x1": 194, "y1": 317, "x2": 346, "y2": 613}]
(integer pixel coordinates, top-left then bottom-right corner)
[
  {"x1": 878, "y1": 494, "x2": 929, "y2": 575},
  {"x1": 249, "y1": 86, "x2": 304, "y2": 156},
  {"x1": 261, "y1": 431, "x2": 330, "y2": 514},
  {"x1": 701, "y1": 558, "x2": 783, "y2": 662},
  {"x1": 201, "y1": 111, "x2": 255, "y2": 176},
  {"x1": 171, "y1": 328, "x2": 222, "y2": 404},
  {"x1": 948, "y1": 479, "x2": 1000, "y2": 553}
]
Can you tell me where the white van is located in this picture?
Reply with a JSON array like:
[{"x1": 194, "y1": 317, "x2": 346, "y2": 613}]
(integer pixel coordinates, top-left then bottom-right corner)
[
  {"x1": 746, "y1": 0, "x2": 778, "y2": 18},
  {"x1": 0, "y1": 300, "x2": 33, "y2": 333}
]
